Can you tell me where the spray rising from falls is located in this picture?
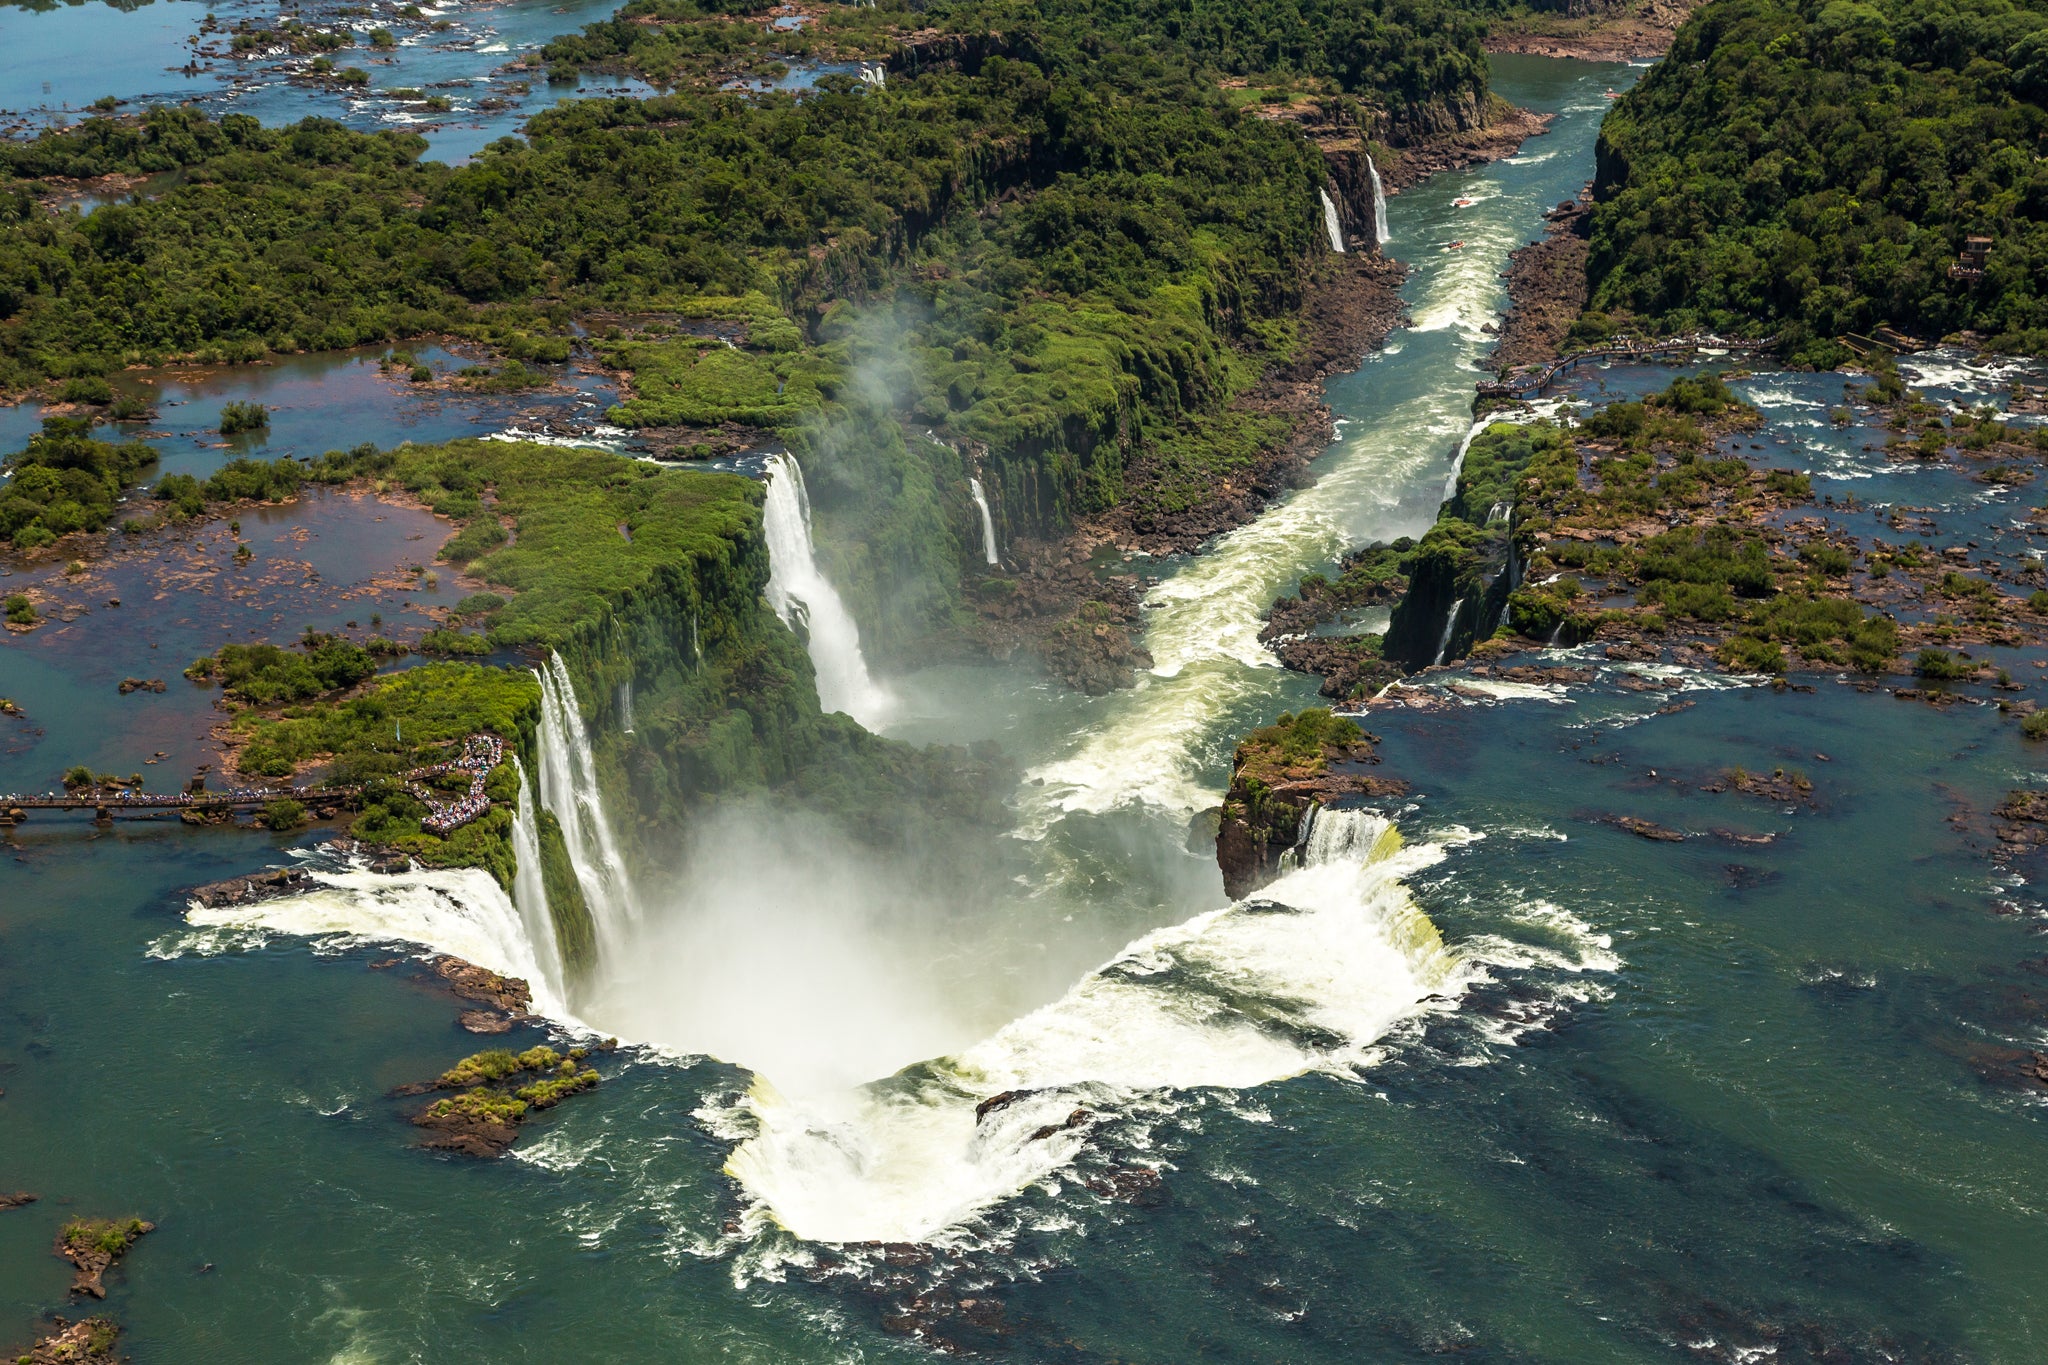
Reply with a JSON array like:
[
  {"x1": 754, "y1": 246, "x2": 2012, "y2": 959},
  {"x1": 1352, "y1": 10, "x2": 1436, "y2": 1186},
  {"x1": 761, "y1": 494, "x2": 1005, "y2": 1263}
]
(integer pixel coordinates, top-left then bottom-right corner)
[
  {"x1": 1319, "y1": 187, "x2": 1345, "y2": 254},
  {"x1": 724, "y1": 812, "x2": 1491, "y2": 1247},
  {"x1": 1367, "y1": 154, "x2": 1390, "y2": 246},
  {"x1": 763, "y1": 453, "x2": 894, "y2": 727},
  {"x1": 969, "y1": 476, "x2": 1000, "y2": 566},
  {"x1": 536, "y1": 654, "x2": 641, "y2": 959}
]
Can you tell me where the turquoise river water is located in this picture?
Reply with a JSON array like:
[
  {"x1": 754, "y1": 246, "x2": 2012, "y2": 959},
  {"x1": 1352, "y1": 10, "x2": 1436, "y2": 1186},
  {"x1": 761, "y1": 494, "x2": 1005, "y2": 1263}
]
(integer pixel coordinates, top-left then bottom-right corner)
[{"x1": 2, "y1": 34, "x2": 2046, "y2": 1365}]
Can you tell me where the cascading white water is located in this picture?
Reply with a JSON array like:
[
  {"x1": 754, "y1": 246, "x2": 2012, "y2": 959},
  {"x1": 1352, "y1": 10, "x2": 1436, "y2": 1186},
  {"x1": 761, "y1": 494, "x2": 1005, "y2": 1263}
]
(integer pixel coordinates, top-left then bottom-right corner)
[
  {"x1": 762, "y1": 453, "x2": 893, "y2": 726},
  {"x1": 968, "y1": 476, "x2": 1000, "y2": 566},
  {"x1": 509, "y1": 756, "x2": 567, "y2": 997},
  {"x1": 1367, "y1": 154, "x2": 1390, "y2": 246},
  {"x1": 618, "y1": 680, "x2": 635, "y2": 734},
  {"x1": 1319, "y1": 187, "x2": 1345, "y2": 254},
  {"x1": 179, "y1": 861, "x2": 574, "y2": 1020},
  {"x1": 536, "y1": 654, "x2": 641, "y2": 958},
  {"x1": 723, "y1": 811, "x2": 1475, "y2": 1246},
  {"x1": 1432, "y1": 598, "x2": 1462, "y2": 666}
]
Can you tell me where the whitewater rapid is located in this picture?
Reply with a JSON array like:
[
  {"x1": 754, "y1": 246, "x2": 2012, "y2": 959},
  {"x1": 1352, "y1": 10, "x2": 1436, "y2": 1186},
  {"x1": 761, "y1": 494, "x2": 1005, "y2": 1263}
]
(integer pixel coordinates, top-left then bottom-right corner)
[
  {"x1": 720, "y1": 811, "x2": 1613, "y2": 1247},
  {"x1": 1024, "y1": 136, "x2": 1556, "y2": 819}
]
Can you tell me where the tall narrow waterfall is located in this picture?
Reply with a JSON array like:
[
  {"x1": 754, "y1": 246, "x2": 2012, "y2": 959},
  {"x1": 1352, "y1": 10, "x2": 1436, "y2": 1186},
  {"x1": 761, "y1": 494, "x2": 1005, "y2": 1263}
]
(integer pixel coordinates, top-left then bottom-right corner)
[
  {"x1": 1432, "y1": 599, "x2": 1461, "y2": 666},
  {"x1": 618, "y1": 681, "x2": 635, "y2": 734},
  {"x1": 535, "y1": 654, "x2": 641, "y2": 956},
  {"x1": 969, "y1": 476, "x2": 1000, "y2": 566},
  {"x1": 1367, "y1": 154, "x2": 1390, "y2": 246},
  {"x1": 763, "y1": 453, "x2": 893, "y2": 726},
  {"x1": 509, "y1": 756, "x2": 567, "y2": 996},
  {"x1": 1319, "y1": 188, "x2": 1345, "y2": 254}
]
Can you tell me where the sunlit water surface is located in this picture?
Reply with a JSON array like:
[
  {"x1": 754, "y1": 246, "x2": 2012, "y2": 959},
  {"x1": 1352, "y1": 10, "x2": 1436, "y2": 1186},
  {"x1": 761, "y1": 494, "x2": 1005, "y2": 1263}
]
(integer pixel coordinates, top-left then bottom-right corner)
[{"x1": 3, "y1": 52, "x2": 2046, "y2": 1365}]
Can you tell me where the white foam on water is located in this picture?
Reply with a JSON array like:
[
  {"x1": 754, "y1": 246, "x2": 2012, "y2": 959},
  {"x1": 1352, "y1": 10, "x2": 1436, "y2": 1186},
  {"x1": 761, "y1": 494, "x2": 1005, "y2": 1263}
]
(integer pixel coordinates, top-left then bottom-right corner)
[
  {"x1": 719, "y1": 813, "x2": 1609, "y2": 1253},
  {"x1": 1021, "y1": 400, "x2": 1555, "y2": 820},
  {"x1": 485, "y1": 424, "x2": 631, "y2": 450},
  {"x1": 168, "y1": 861, "x2": 578, "y2": 1022}
]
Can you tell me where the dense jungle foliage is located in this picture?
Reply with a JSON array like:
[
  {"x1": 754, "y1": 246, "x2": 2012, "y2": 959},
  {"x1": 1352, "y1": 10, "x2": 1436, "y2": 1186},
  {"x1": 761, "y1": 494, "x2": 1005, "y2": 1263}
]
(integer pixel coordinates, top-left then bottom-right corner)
[
  {"x1": 1586, "y1": 0, "x2": 2048, "y2": 357},
  {"x1": 0, "y1": 415, "x2": 153, "y2": 547},
  {"x1": 541, "y1": 0, "x2": 1490, "y2": 131}
]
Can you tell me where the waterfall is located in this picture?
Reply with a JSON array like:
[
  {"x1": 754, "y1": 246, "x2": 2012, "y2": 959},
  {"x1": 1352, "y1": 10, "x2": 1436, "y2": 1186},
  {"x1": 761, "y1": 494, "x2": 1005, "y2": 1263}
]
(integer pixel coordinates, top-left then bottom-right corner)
[
  {"x1": 762, "y1": 453, "x2": 893, "y2": 726},
  {"x1": 535, "y1": 654, "x2": 641, "y2": 957},
  {"x1": 969, "y1": 476, "x2": 999, "y2": 566},
  {"x1": 1432, "y1": 598, "x2": 1461, "y2": 666},
  {"x1": 509, "y1": 756, "x2": 567, "y2": 996},
  {"x1": 690, "y1": 613, "x2": 702, "y2": 672},
  {"x1": 1366, "y1": 154, "x2": 1390, "y2": 246},
  {"x1": 618, "y1": 681, "x2": 635, "y2": 734},
  {"x1": 1319, "y1": 187, "x2": 1345, "y2": 254}
]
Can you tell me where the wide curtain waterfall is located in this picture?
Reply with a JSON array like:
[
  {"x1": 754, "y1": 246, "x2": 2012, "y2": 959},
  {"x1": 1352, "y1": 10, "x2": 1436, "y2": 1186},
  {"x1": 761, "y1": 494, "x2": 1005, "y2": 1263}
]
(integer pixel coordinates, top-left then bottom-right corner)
[
  {"x1": 762, "y1": 453, "x2": 893, "y2": 726},
  {"x1": 1319, "y1": 188, "x2": 1345, "y2": 253},
  {"x1": 969, "y1": 476, "x2": 1000, "y2": 565},
  {"x1": 535, "y1": 654, "x2": 641, "y2": 958}
]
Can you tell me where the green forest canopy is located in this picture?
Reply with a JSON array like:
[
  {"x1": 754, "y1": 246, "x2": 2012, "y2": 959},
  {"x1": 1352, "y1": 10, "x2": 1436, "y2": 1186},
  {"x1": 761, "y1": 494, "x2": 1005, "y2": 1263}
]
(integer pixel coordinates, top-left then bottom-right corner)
[{"x1": 1586, "y1": 0, "x2": 2048, "y2": 357}]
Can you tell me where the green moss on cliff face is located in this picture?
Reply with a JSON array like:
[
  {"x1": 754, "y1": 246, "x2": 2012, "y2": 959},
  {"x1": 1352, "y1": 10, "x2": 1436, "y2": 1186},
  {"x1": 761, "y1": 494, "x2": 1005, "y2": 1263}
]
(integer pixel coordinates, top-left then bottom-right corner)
[{"x1": 534, "y1": 809, "x2": 596, "y2": 974}]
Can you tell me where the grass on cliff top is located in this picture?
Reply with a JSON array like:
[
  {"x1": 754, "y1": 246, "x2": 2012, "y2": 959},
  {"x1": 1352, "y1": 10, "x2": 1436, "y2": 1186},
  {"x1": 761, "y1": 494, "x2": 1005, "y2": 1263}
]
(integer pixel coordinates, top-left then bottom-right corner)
[
  {"x1": 230, "y1": 661, "x2": 537, "y2": 882},
  {"x1": 1233, "y1": 708, "x2": 1364, "y2": 783},
  {"x1": 307, "y1": 438, "x2": 761, "y2": 650}
]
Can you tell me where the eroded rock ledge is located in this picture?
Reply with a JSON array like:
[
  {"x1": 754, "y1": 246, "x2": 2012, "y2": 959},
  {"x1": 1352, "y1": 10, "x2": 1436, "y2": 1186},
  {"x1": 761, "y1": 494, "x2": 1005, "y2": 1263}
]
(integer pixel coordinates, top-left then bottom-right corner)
[{"x1": 1215, "y1": 709, "x2": 1409, "y2": 899}]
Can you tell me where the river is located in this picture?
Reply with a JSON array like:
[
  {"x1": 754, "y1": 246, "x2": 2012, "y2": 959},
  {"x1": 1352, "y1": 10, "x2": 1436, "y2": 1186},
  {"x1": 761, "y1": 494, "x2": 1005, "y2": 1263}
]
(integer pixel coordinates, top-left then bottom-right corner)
[{"x1": 4, "y1": 47, "x2": 2047, "y2": 1365}]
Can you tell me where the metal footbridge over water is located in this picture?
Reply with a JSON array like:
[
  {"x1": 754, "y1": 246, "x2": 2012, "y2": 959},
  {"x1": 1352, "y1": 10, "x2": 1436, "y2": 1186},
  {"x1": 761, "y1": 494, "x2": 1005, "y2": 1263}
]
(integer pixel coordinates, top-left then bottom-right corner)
[{"x1": 1, "y1": 735, "x2": 504, "y2": 832}]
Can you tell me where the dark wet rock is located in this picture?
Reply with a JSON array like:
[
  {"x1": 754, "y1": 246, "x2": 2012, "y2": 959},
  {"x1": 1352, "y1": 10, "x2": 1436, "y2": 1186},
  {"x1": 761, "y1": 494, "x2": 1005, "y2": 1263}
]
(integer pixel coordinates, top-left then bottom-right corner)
[
  {"x1": 1707, "y1": 766, "x2": 1817, "y2": 806},
  {"x1": 187, "y1": 866, "x2": 313, "y2": 908},
  {"x1": 11, "y1": 1316, "x2": 121, "y2": 1365},
  {"x1": 0, "y1": 1191, "x2": 36, "y2": 1211},
  {"x1": 1084, "y1": 1165, "x2": 1168, "y2": 1206},
  {"x1": 458, "y1": 1010, "x2": 513, "y2": 1034},
  {"x1": 1270, "y1": 633, "x2": 1405, "y2": 702},
  {"x1": 55, "y1": 1218, "x2": 152, "y2": 1298},
  {"x1": 405, "y1": 1044, "x2": 600, "y2": 1159},
  {"x1": 1605, "y1": 815, "x2": 1685, "y2": 842},
  {"x1": 428, "y1": 956, "x2": 532, "y2": 1015},
  {"x1": 973, "y1": 1089, "x2": 1035, "y2": 1123},
  {"x1": 115, "y1": 677, "x2": 166, "y2": 695},
  {"x1": 1028, "y1": 1109, "x2": 1092, "y2": 1143},
  {"x1": 1723, "y1": 865, "x2": 1781, "y2": 891}
]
